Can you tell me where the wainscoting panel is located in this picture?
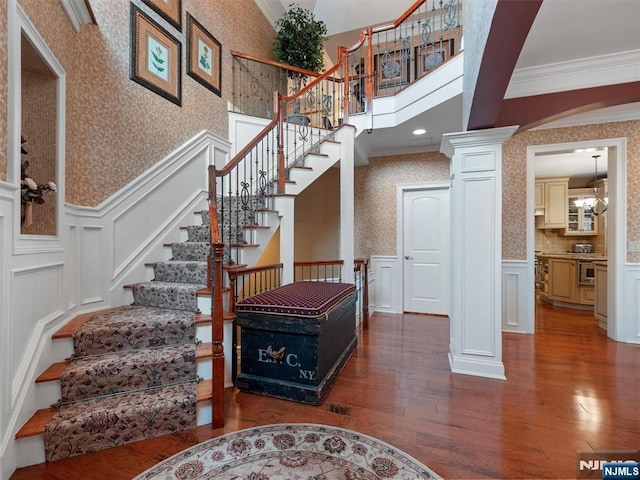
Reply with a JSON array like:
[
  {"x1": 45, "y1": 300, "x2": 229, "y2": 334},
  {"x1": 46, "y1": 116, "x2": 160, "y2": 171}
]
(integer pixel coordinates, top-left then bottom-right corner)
[
  {"x1": 370, "y1": 256, "x2": 401, "y2": 314},
  {"x1": 112, "y1": 147, "x2": 209, "y2": 276},
  {"x1": 502, "y1": 260, "x2": 532, "y2": 334},
  {"x1": 461, "y1": 176, "x2": 496, "y2": 357},
  {"x1": 9, "y1": 262, "x2": 64, "y2": 406},
  {"x1": 622, "y1": 264, "x2": 640, "y2": 343},
  {"x1": 80, "y1": 226, "x2": 104, "y2": 306}
]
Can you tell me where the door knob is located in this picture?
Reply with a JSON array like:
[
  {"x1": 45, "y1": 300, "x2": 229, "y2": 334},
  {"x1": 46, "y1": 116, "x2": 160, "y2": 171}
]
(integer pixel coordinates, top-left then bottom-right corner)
[{"x1": 404, "y1": 256, "x2": 414, "y2": 260}]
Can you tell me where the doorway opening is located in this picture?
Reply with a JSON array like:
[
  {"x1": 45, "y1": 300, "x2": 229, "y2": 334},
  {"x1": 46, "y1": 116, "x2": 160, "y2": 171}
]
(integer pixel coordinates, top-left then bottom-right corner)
[{"x1": 527, "y1": 138, "x2": 626, "y2": 341}]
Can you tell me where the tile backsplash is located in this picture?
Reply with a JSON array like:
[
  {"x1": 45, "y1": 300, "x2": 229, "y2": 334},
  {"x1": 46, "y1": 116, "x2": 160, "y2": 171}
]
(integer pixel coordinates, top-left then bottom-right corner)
[{"x1": 535, "y1": 228, "x2": 605, "y2": 254}]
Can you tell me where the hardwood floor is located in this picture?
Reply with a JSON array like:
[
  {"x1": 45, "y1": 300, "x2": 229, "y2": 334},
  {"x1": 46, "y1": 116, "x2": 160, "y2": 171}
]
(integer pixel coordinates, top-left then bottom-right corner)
[{"x1": 11, "y1": 302, "x2": 639, "y2": 479}]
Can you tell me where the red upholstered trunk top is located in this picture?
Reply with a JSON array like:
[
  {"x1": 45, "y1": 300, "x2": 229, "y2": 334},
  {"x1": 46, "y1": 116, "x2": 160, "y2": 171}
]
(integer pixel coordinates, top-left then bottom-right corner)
[{"x1": 235, "y1": 281, "x2": 356, "y2": 318}]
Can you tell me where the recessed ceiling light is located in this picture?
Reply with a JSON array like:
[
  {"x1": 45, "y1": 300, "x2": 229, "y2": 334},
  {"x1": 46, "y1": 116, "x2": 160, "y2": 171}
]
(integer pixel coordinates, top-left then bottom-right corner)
[{"x1": 412, "y1": 128, "x2": 426, "y2": 135}]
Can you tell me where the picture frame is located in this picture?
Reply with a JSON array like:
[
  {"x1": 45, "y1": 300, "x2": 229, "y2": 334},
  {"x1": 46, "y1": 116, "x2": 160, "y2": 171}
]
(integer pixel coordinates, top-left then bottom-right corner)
[
  {"x1": 374, "y1": 49, "x2": 410, "y2": 90},
  {"x1": 130, "y1": 5, "x2": 182, "y2": 106},
  {"x1": 414, "y1": 39, "x2": 455, "y2": 79},
  {"x1": 186, "y1": 13, "x2": 222, "y2": 97},
  {"x1": 140, "y1": 0, "x2": 182, "y2": 32}
]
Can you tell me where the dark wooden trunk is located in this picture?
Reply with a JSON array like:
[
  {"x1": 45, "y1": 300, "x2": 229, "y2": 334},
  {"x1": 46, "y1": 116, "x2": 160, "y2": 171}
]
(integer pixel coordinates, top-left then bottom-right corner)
[{"x1": 235, "y1": 282, "x2": 357, "y2": 405}]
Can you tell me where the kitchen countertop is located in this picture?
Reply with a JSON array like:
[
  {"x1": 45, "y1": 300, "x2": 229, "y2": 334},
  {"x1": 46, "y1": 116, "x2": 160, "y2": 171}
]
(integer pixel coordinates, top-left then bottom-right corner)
[{"x1": 536, "y1": 253, "x2": 607, "y2": 261}]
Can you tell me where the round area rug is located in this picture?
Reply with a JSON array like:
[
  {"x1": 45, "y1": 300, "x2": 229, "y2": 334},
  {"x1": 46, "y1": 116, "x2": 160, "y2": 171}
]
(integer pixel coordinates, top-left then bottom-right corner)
[{"x1": 134, "y1": 423, "x2": 442, "y2": 479}]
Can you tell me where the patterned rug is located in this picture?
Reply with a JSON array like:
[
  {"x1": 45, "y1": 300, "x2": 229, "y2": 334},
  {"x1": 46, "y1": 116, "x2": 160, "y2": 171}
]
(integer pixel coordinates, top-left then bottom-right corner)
[{"x1": 134, "y1": 423, "x2": 442, "y2": 479}]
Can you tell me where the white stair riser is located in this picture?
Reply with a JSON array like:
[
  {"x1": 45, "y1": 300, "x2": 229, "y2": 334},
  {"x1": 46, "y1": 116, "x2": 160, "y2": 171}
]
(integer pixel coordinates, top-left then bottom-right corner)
[
  {"x1": 197, "y1": 401, "x2": 211, "y2": 426},
  {"x1": 197, "y1": 358, "x2": 211, "y2": 380},
  {"x1": 34, "y1": 381, "x2": 60, "y2": 412},
  {"x1": 51, "y1": 338, "x2": 73, "y2": 363}
]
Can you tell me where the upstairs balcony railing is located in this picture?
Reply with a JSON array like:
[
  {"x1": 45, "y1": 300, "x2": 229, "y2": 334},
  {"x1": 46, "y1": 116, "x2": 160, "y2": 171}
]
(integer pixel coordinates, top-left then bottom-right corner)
[{"x1": 232, "y1": 0, "x2": 462, "y2": 129}]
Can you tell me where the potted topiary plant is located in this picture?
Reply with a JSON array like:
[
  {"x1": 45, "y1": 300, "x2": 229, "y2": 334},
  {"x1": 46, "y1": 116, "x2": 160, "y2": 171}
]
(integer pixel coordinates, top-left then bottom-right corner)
[
  {"x1": 273, "y1": 4, "x2": 327, "y2": 76},
  {"x1": 273, "y1": 4, "x2": 327, "y2": 120}
]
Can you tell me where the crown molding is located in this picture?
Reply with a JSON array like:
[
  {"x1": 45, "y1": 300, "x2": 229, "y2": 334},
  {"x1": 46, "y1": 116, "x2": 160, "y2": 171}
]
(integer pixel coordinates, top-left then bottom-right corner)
[
  {"x1": 533, "y1": 102, "x2": 640, "y2": 130},
  {"x1": 506, "y1": 49, "x2": 640, "y2": 99},
  {"x1": 254, "y1": 0, "x2": 285, "y2": 30},
  {"x1": 59, "y1": 0, "x2": 94, "y2": 33}
]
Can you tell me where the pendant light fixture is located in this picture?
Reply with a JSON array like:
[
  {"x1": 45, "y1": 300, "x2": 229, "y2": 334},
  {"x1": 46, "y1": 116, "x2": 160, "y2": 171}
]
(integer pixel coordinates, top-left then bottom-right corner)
[{"x1": 590, "y1": 154, "x2": 608, "y2": 216}]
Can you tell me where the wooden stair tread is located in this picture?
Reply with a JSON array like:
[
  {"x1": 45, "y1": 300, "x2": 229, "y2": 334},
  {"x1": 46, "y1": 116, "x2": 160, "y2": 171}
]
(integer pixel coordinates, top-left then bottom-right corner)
[
  {"x1": 255, "y1": 208, "x2": 277, "y2": 213},
  {"x1": 196, "y1": 342, "x2": 212, "y2": 359},
  {"x1": 196, "y1": 286, "x2": 230, "y2": 297},
  {"x1": 197, "y1": 379, "x2": 213, "y2": 402},
  {"x1": 306, "y1": 152, "x2": 329, "y2": 158},
  {"x1": 289, "y1": 165, "x2": 313, "y2": 170},
  {"x1": 195, "y1": 312, "x2": 235, "y2": 324},
  {"x1": 15, "y1": 407, "x2": 57, "y2": 439},
  {"x1": 52, "y1": 308, "x2": 120, "y2": 339},
  {"x1": 230, "y1": 243, "x2": 259, "y2": 248},
  {"x1": 36, "y1": 361, "x2": 70, "y2": 383},
  {"x1": 242, "y1": 225, "x2": 270, "y2": 230},
  {"x1": 16, "y1": 380, "x2": 216, "y2": 439}
]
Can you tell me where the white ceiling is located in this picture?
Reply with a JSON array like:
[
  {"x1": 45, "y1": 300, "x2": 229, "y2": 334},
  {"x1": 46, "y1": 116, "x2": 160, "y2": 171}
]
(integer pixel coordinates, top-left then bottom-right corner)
[{"x1": 256, "y1": 0, "x2": 640, "y2": 170}]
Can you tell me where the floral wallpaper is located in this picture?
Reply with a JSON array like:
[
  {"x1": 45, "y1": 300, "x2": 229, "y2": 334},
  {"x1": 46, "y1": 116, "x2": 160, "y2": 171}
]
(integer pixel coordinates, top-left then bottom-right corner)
[
  {"x1": 354, "y1": 152, "x2": 450, "y2": 261},
  {"x1": 502, "y1": 120, "x2": 640, "y2": 262},
  {"x1": 13, "y1": 0, "x2": 275, "y2": 206}
]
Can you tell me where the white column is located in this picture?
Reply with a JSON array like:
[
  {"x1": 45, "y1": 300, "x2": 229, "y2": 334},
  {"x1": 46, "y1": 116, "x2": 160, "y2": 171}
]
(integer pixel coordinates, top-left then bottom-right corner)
[
  {"x1": 276, "y1": 196, "x2": 295, "y2": 285},
  {"x1": 440, "y1": 126, "x2": 518, "y2": 380},
  {"x1": 337, "y1": 126, "x2": 355, "y2": 284}
]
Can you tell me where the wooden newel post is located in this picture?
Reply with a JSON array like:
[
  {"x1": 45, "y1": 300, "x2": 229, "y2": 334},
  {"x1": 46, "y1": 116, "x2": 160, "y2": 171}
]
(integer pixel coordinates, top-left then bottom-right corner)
[{"x1": 211, "y1": 241, "x2": 225, "y2": 428}]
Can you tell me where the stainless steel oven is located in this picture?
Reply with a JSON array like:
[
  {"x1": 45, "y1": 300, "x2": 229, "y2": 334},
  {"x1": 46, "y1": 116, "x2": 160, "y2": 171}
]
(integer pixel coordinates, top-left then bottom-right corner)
[{"x1": 579, "y1": 261, "x2": 595, "y2": 286}]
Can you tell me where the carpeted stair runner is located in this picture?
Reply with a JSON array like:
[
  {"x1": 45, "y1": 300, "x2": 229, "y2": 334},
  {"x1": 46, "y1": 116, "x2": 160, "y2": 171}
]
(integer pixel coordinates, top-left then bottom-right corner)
[
  {"x1": 44, "y1": 381, "x2": 196, "y2": 461},
  {"x1": 72, "y1": 306, "x2": 195, "y2": 356},
  {"x1": 59, "y1": 343, "x2": 196, "y2": 402},
  {"x1": 131, "y1": 225, "x2": 210, "y2": 312},
  {"x1": 42, "y1": 214, "x2": 214, "y2": 461}
]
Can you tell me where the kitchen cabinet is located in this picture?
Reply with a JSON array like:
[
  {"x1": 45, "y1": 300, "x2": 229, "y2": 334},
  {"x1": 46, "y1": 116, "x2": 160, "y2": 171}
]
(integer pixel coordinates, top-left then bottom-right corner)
[
  {"x1": 548, "y1": 257, "x2": 577, "y2": 302},
  {"x1": 594, "y1": 262, "x2": 607, "y2": 324},
  {"x1": 538, "y1": 254, "x2": 598, "y2": 308},
  {"x1": 578, "y1": 286, "x2": 595, "y2": 306},
  {"x1": 534, "y1": 182, "x2": 545, "y2": 212},
  {"x1": 565, "y1": 188, "x2": 597, "y2": 236},
  {"x1": 535, "y1": 177, "x2": 569, "y2": 229}
]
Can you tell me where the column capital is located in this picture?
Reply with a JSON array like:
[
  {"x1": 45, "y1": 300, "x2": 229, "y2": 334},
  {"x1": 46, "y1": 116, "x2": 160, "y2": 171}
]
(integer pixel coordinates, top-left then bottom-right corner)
[{"x1": 440, "y1": 126, "x2": 519, "y2": 158}]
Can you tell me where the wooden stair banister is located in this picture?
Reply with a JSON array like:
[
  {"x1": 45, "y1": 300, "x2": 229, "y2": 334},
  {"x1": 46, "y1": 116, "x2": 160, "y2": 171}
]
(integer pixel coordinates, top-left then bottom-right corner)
[{"x1": 208, "y1": 164, "x2": 224, "y2": 429}]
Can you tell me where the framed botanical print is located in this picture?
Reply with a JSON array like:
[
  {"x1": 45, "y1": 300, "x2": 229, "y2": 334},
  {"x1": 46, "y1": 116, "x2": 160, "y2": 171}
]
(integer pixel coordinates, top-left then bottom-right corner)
[
  {"x1": 140, "y1": 0, "x2": 182, "y2": 31},
  {"x1": 186, "y1": 13, "x2": 222, "y2": 97},
  {"x1": 130, "y1": 4, "x2": 182, "y2": 106},
  {"x1": 414, "y1": 39, "x2": 455, "y2": 79}
]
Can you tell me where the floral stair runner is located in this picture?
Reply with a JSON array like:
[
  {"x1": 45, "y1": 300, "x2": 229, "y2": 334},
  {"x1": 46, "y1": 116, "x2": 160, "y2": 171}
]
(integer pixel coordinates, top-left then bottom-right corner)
[
  {"x1": 43, "y1": 306, "x2": 198, "y2": 461},
  {"x1": 42, "y1": 215, "x2": 218, "y2": 461}
]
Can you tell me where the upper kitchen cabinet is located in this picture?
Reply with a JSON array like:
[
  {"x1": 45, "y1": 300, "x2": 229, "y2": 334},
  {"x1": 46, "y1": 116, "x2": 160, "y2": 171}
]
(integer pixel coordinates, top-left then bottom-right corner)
[
  {"x1": 535, "y1": 177, "x2": 569, "y2": 229},
  {"x1": 565, "y1": 188, "x2": 598, "y2": 236}
]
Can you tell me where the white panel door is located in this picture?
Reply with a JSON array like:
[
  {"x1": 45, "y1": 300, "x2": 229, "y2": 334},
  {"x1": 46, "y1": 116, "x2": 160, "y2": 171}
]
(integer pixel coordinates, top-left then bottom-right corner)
[{"x1": 403, "y1": 188, "x2": 450, "y2": 315}]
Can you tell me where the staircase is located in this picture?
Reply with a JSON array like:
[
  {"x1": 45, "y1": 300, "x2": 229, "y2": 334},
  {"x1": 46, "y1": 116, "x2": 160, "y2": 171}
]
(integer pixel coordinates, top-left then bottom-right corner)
[{"x1": 14, "y1": 129, "x2": 344, "y2": 467}]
